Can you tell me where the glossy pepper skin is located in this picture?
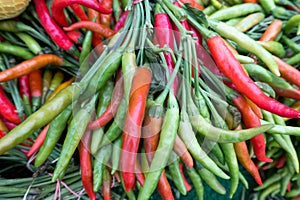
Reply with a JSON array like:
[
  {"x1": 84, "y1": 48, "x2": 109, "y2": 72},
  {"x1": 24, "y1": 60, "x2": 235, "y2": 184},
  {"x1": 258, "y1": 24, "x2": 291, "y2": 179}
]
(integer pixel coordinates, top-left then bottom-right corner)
[
  {"x1": 207, "y1": 35, "x2": 300, "y2": 118},
  {"x1": 121, "y1": 67, "x2": 152, "y2": 192},
  {"x1": 0, "y1": 86, "x2": 21, "y2": 124}
]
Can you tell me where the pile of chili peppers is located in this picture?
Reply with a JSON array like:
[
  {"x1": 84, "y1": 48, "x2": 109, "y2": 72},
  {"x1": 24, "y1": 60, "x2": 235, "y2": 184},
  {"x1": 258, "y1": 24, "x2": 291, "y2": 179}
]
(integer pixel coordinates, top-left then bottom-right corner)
[{"x1": 0, "y1": 0, "x2": 300, "y2": 199}]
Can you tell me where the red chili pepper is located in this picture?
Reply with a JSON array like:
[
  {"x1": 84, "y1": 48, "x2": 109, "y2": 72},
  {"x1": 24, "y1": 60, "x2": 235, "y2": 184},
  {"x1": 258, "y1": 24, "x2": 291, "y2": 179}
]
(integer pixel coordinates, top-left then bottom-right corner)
[
  {"x1": 66, "y1": 31, "x2": 83, "y2": 44},
  {"x1": 64, "y1": 21, "x2": 115, "y2": 38},
  {"x1": 87, "y1": 73, "x2": 123, "y2": 130},
  {"x1": 100, "y1": 0, "x2": 113, "y2": 28},
  {"x1": 51, "y1": 0, "x2": 112, "y2": 27},
  {"x1": 276, "y1": 155, "x2": 286, "y2": 169},
  {"x1": 208, "y1": 35, "x2": 300, "y2": 118},
  {"x1": 244, "y1": 96, "x2": 263, "y2": 119},
  {"x1": 273, "y1": 56, "x2": 300, "y2": 89},
  {"x1": 79, "y1": 130, "x2": 96, "y2": 200},
  {"x1": 26, "y1": 124, "x2": 50, "y2": 157},
  {"x1": 135, "y1": 160, "x2": 145, "y2": 186},
  {"x1": 0, "y1": 130, "x2": 5, "y2": 138},
  {"x1": 33, "y1": 0, "x2": 76, "y2": 52},
  {"x1": 233, "y1": 95, "x2": 272, "y2": 163},
  {"x1": 173, "y1": 135, "x2": 194, "y2": 168},
  {"x1": 189, "y1": 24, "x2": 202, "y2": 46},
  {"x1": 114, "y1": 11, "x2": 129, "y2": 32},
  {"x1": 178, "y1": 163, "x2": 192, "y2": 192},
  {"x1": 287, "y1": 180, "x2": 291, "y2": 192},
  {"x1": 70, "y1": 4, "x2": 89, "y2": 21},
  {"x1": 233, "y1": 140, "x2": 263, "y2": 186},
  {"x1": 121, "y1": 67, "x2": 152, "y2": 192},
  {"x1": 273, "y1": 86, "x2": 300, "y2": 101},
  {"x1": 155, "y1": 7, "x2": 178, "y2": 95},
  {"x1": 29, "y1": 70, "x2": 43, "y2": 112},
  {"x1": 0, "y1": 117, "x2": 8, "y2": 132},
  {"x1": 0, "y1": 86, "x2": 21, "y2": 124},
  {"x1": 157, "y1": 171, "x2": 175, "y2": 200},
  {"x1": 0, "y1": 115, "x2": 17, "y2": 131},
  {"x1": 243, "y1": 0, "x2": 257, "y2": 3},
  {"x1": 18, "y1": 75, "x2": 31, "y2": 103},
  {"x1": 102, "y1": 167, "x2": 112, "y2": 200}
]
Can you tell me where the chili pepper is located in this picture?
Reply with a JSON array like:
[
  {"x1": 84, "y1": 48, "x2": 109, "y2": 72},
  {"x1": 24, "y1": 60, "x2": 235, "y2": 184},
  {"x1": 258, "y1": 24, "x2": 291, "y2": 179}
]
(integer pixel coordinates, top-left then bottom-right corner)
[
  {"x1": 15, "y1": 32, "x2": 42, "y2": 55},
  {"x1": 196, "y1": 163, "x2": 226, "y2": 195},
  {"x1": 168, "y1": 152, "x2": 187, "y2": 195},
  {"x1": 79, "y1": 30, "x2": 93, "y2": 75},
  {"x1": 45, "y1": 71, "x2": 65, "y2": 101},
  {"x1": 46, "y1": 77, "x2": 75, "y2": 102},
  {"x1": 113, "y1": 0, "x2": 121, "y2": 21},
  {"x1": 205, "y1": 34, "x2": 299, "y2": 118},
  {"x1": 18, "y1": 75, "x2": 32, "y2": 115},
  {"x1": 26, "y1": 124, "x2": 50, "y2": 158},
  {"x1": 234, "y1": 12, "x2": 265, "y2": 33},
  {"x1": 280, "y1": 172, "x2": 292, "y2": 196},
  {"x1": 284, "y1": 14, "x2": 300, "y2": 35},
  {"x1": 114, "y1": 11, "x2": 129, "y2": 32},
  {"x1": 66, "y1": 31, "x2": 84, "y2": 44},
  {"x1": 119, "y1": 173, "x2": 136, "y2": 200},
  {"x1": 243, "y1": 0, "x2": 257, "y2": 2},
  {"x1": 258, "y1": 0, "x2": 276, "y2": 13},
  {"x1": 33, "y1": 0, "x2": 77, "y2": 53},
  {"x1": 70, "y1": 4, "x2": 89, "y2": 21},
  {"x1": 111, "y1": 136, "x2": 122, "y2": 174},
  {"x1": 244, "y1": 96, "x2": 263, "y2": 119},
  {"x1": 100, "y1": 0, "x2": 113, "y2": 28},
  {"x1": 90, "y1": 80, "x2": 114, "y2": 154},
  {"x1": 180, "y1": 0, "x2": 204, "y2": 10},
  {"x1": 121, "y1": 67, "x2": 152, "y2": 192},
  {"x1": 173, "y1": 135, "x2": 194, "y2": 168},
  {"x1": 34, "y1": 105, "x2": 72, "y2": 167},
  {"x1": 0, "y1": 54, "x2": 63, "y2": 82},
  {"x1": 209, "y1": 3, "x2": 262, "y2": 21},
  {"x1": 281, "y1": 35, "x2": 300, "y2": 53},
  {"x1": 42, "y1": 69, "x2": 52, "y2": 104},
  {"x1": 102, "y1": 167, "x2": 112, "y2": 200},
  {"x1": 64, "y1": 21, "x2": 115, "y2": 38},
  {"x1": 259, "y1": 19, "x2": 282, "y2": 42},
  {"x1": 187, "y1": 167, "x2": 204, "y2": 200},
  {"x1": 122, "y1": 52, "x2": 137, "y2": 103},
  {"x1": 0, "y1": 42, "x2": 34, "y2": 60},
  {"x1": 0, "y1": 117, "x2": 8, "y2": 132},
  {"x1": 233, "y1": 94, "x2": 272, "y2": 162},
  {"x1": 79, "y1": 130, "x2": 96, "y2": 200},
  {"x1": 52, "y1": 94, "x2": 97, "y2": 181},
  {"x1": 0, "y1": 85, "x2": 21, "y2": 125},
  {"x1": 87, "y1": 5, "x2": 103, "y2": 54},
  {"x1": 273, "y1": 86, "x2": 300, "y2": 101},
  {"x1": 286, "y1": 53, "x2": 300, "y2": 66},
  {"x1": 179, "y1": 162, "x2": 192, "y2": 191},
  {"x1": 137, "y1": 93, "x2": 179, "y2": 200},
  {"x1": 93, "y1": 144, "x2": 112, "y2": 192},
  {"x1": 276, "y1": 155, "x2": 286, "y2": 169},
  {"x1": 257, "y1": 40, "x2": 286, "y2": 58},
  {"x1": 0, "y1": 115, "x2": 17, "y2": 131},
  {"x1": 273, "y1": 56, "x2": 300, "y2": 88},
  {"x1": 135, "y1": 160, "x2": 145, "y2": 186},
  {"x1": 51, "y1": 0, "x2": 112, "y2": 27},
  {"x1": 29, "y1": 70, "x2": 42, "y2": 112}
]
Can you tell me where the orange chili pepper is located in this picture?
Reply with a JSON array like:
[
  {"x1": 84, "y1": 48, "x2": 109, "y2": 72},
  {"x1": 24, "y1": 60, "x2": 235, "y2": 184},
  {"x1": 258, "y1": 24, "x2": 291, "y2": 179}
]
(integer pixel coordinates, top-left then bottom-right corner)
[{"x1": 259, "y1": 20, "x2": 282, "y2": 42}]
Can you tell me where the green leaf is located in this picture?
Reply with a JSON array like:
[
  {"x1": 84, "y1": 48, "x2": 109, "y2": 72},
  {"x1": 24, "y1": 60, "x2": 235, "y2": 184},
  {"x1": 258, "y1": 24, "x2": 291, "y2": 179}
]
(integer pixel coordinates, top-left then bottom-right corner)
[{"x1": 183, "y1": 3, "x2": 208, "y2": 27}]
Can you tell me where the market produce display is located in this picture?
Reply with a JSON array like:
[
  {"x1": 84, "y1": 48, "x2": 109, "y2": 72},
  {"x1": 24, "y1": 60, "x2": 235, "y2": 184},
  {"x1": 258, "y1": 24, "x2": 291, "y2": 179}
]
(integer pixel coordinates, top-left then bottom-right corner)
[{"x1": 0, "y1": 0, "x2": 300, "y2": 199}]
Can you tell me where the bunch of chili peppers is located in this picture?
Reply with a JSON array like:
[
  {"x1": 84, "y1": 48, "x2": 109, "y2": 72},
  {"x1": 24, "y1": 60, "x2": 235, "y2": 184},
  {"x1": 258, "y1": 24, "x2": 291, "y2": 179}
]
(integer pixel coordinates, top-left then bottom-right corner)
[{"x1": 0, "y1": 0, "x2": 300, "y2": 199}]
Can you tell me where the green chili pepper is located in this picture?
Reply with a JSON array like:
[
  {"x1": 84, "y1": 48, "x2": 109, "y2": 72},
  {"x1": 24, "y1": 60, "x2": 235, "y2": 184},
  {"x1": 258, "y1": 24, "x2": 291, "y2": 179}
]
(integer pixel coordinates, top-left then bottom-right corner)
[
  {"x1": 258, "y1": 0, "x2": 276, "y2": 13},
  {"x1": 235, "y1": 54, "x2": 255, "y2": 64},
  {"x1": 79, "y1": 30, "x2": 93, "y2": 76},
  {"x1": 0, "y1": 42, "x2": 34, "y2": 60},
  {"x1": 281, "y1": 35, "x2": 300, "y2": 53},
  {"x1": 203, "y1": 5, "x2": 216, "y2": 15},
  {"x1": 52, "y1": 94, "x2": 97, "y2": 181},
  {"x1": 34, "y1": 105, "x2": 72, "y2": 167},
  {"x1": 137, "y1": 93, "x2": 179, "y2": 200},
  {"x1": 209, "y1": 20, "x2": 280, "y2": 76},
  {"x1": 15, "y1": 32, "x2": 42, "y2": 55},
  {"x1": 93, "y1": 144, "x2": 112, "y2": 192},
  {"x1": 187, "y1": 167, "x2": 204, "y2": 200},
  {"x1": 257, "y1": 41, "x2": 286, "y2": 58},
  {"x1": 122, "y1": 52, "x2": 137, "y2": 103},
  {"x1": 284, "y1": 14, "x2": 300, "y2": 35},
  {"x1": 259, "y1": 182, "x2": 281, "y2": 200},
  {"x1": 113, "y1": 0, "x2": 121, "y2": 21},
  {"x1": 280, "y1": 172, "x2": 292, "y2": 196},
  {"x1": 91, "y1": 80, "x2": 114, "y2": 154},
  {"x1": 168, "y1": 152, "x2": 187, "y2": 195},
  {"x1": 286, "y1": 52, "x2": 300, "y2": 66},
  {"x1": 45, "y1": 71, "x2": 65, "y2": 100},
  {"x1": 209, "y1": 3, "x2": 262, "y2": 21},
  {"x1": 111, "y1": 137, "x2": 122, "y2": 174},
  {"x1": 234, "y1": 12, "x2": 265, "y2": 33}
]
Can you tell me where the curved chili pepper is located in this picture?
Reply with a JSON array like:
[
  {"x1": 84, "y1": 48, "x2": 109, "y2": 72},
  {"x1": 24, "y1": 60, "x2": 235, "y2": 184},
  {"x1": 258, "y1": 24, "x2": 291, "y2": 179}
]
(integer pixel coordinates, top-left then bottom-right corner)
[
  {"x1": 51, "y1": 0, "x2": 112, "y2": 27},
  {"x1": 29, "y1": 70, "x2": 43, "y2": 112},
  {"x1": 100, "y1": 0, "x2": 113, "y2": 28},
  {"x1": 33, "y1": 0, "x2": 77, "y2": 53},
  {"x1": 173, "y1": 135, "x2": 194, "y2": 168},
  {"x1": 259, "y1": 19, "x2": 282, "y2": 42},
  {"x1": 0, "y1": 42, "x2": 34, "y2": 60},
  {"x1": 46, "y1": 77, "x2": 75, "y2": 102},
  {"x1": 187, "y1": 167, "x2": 204, "y2": 200},
  {"x1": 179, "y1": 0, "x2": 204, "y2": 10},
  {"x1": 273, "y1": 86, "x2": 300, "y2": 101},
  {"x1": 0, "y1": 54, "x2": 63, "y2": 82},
  {"x1": 87, "y1": 73, "x2": 124, "y2": 130},
  {"x1": 64, "y1": 21, "x2": 115, "y2": 38},
  {"x1": 114, "y1": 11, "x2": 129, "y2": 32},
  {"x1": 233, "y1": 94, "x2": 272, "y2": 163},
  {"x1": 102, "y1": 167, "x2": 112, "y2": 200},
  {"x1": 79, "y1": 130, "x2": 96, "y2": 200},
  {"x1": 121, "y1": 67, "x2": 152, "y2": 192},
  {"x1": 87, "y1": 4, "x2": 103, "y2": 54},
  {"x1": 0, "y1": 86, "x2": 21, "y2": 124},
  {"x1": 273, "y1": 56, "x2": 300, "y2": 89},
  {"x1": 66, "y1": 31, "x2": 83, "y2": 44},
  {"x1": 70, "y1": 4, "x2": 89, "y2": 21},
  {"x1": 26, "y1": 124, "x2": 50, "y2": 158},
  {"x1": 244, "y1": 96, "x2": 263, "y2": 119},
  {"x1": 18, "y1": 75, "x2": 31, "y2": 114},
  {"x1": 207, "y1": 35, "x2": 300, "y2": 118},
  {"x1": 179, "y1": 162, "x2": 192, "y2": 192},
  {"x1": 135, "y1": 160, "x2": 145, "y2": 186}
]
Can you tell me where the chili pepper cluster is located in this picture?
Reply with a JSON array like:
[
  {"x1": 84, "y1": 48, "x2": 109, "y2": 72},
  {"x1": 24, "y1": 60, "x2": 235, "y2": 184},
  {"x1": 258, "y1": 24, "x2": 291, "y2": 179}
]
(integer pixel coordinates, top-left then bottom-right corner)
[{"x1": 0, "y1": 0, "x2": 300, "y2": 199}]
